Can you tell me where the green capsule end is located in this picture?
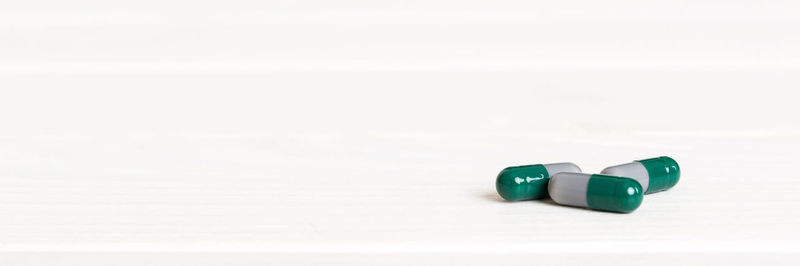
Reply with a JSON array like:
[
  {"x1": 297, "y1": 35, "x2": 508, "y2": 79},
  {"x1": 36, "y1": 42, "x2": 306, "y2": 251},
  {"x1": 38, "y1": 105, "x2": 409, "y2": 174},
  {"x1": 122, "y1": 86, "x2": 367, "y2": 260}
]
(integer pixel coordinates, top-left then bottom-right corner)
[
  {"x1": 637, "y1": 156, "x2": 680, "y2": 194},
  {"x1": 495, "y1": 164, "x2": 550, "y2": 201},
  {"x1": 585, "y1": 174, "x2": 643, "y2": 213}
]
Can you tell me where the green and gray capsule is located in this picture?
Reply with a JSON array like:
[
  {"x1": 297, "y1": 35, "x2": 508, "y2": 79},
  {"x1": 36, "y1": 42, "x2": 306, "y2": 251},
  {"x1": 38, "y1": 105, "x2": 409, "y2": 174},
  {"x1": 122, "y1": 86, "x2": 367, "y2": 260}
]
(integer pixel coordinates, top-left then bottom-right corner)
[
  {"x1": 496, "y1": 162, "x2": 581, "y2": 201},
  {"x1": 549, "y1": 173, "x2": 643, "y2": 213},
  {"x1": 601, "y1": 156, "x2": 680, "y2": 194}
]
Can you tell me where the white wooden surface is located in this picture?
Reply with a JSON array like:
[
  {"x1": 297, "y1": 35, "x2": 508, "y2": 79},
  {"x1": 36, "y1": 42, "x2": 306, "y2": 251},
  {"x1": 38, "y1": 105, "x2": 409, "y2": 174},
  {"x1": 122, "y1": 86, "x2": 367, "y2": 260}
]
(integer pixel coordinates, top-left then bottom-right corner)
[{"x1": 2, "y1": 0, "x2": 800, "y2": 265}]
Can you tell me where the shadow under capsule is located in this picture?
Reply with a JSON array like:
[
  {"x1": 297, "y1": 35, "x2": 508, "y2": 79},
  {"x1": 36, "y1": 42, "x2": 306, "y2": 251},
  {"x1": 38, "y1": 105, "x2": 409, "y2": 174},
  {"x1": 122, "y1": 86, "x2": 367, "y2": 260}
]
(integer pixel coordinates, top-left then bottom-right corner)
[
  {"x1": 483, "y1": 192, "x2": 637, "y2": 214},
  {"x1": 482, "y1": 192, "x2": 506, "y2": 202}
]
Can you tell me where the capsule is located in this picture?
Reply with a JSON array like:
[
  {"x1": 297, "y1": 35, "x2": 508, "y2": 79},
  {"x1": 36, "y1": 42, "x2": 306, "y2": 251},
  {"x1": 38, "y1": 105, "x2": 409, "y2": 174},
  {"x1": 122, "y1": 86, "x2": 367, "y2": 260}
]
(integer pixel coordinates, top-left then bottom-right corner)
[
  {"x1": 548, "y1": 172, "x2": 643, "y2": 213},
  {"x1": 496, "y1": 162, "x2": 581, "y2": 201},
  {"x1": 600, "y1": 156, "x2": 680, "y2": 194}
]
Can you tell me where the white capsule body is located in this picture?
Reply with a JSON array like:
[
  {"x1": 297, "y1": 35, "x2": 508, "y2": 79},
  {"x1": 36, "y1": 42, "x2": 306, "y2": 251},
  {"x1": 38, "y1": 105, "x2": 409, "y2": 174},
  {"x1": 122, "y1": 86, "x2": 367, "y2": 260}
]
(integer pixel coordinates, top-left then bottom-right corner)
[
  {"x1": 548, "y1": 172, "x2": 591, "y2": 208},
  {"x1": 601, "y1": 156, "x2": 680, "y2": 194},
  {"x1": 543, "y1": 162, "x2": 582, "y2": 176},
  {"x1": 600, "y1": 161, "x2": 650, "y2": 191}
]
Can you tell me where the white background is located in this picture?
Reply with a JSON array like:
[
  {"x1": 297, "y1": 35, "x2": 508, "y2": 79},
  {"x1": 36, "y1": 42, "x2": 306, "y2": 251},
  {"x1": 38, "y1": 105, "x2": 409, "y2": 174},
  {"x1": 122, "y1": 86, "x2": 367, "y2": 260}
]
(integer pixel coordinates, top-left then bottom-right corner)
[{"x1": 1, "y1": 0, "x2": 799, "y2": 265}]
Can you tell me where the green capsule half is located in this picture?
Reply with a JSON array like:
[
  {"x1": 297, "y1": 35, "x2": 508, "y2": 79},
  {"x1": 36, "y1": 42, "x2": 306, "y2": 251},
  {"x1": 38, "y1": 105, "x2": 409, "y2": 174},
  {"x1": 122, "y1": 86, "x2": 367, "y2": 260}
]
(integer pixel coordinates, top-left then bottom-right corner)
[
  {"x1": 495, "y1": 162, "x2": 581, "y2": 201},
  {"x1": 548, "y1": 173, "x2": 643, "y2": 213},
  {"x1": 600, "y1": 156, "x2": 680, "y2": 194}
]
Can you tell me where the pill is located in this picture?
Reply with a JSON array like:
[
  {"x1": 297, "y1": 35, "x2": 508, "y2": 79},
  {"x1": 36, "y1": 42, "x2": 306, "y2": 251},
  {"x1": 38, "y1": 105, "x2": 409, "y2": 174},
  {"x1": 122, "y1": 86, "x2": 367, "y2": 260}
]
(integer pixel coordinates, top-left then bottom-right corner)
[
  {"x1": 496, "y1": 162, "x2": 581, "y2": 201},
  {"x1": 600, "y1": 156, "x2": 680, "y2": 194},
  {"x1": 548, "y1": 172, "x2": 643, "y2": 213}
]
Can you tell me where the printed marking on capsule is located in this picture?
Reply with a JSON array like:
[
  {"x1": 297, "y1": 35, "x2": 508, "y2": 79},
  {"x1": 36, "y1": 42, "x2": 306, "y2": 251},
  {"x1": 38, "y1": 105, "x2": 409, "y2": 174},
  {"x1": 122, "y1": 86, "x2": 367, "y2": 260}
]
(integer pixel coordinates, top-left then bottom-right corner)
[
  {"x1": 526, "y1": 174, "x2": 544, "y2": 183},
  {"x1": 495, "y1": 162, "x2": 582, "y2": 201}
]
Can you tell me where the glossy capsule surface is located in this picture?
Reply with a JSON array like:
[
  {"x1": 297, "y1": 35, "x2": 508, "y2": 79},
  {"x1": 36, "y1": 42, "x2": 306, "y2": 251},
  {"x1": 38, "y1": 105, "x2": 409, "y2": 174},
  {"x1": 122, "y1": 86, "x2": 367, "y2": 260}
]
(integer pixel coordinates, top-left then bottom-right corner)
[
  {"x1": 496, "y1": 162, "x2": 581, "y2": 201},
  {"x1": 548, "y1": 172, "x2": 643, "y2": 213},
  {"x1": 601, "y1": 156, "x2": 680, "y2": 194}
]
